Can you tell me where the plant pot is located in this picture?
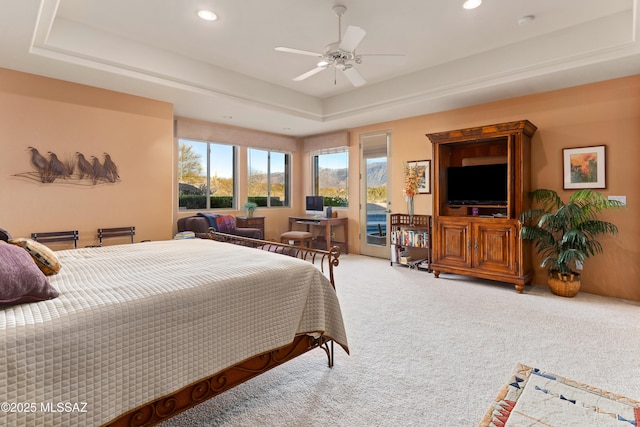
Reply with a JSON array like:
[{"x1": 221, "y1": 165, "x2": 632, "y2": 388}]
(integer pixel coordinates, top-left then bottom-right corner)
[
  {"x1": 246, "y1": 211, "x2": 254, "y2": 218},
  {"x1": 548, "y1": 273, "x2": 581, "y2": 297}
]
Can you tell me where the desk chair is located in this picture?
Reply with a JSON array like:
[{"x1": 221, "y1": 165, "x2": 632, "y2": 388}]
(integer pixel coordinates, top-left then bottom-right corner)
[
  {"x1": 98, "y1": 226, "x2": 135, "y2": 246},
  {"x1": 31, "y1": 230, "x2": 79, "y2": 248}
]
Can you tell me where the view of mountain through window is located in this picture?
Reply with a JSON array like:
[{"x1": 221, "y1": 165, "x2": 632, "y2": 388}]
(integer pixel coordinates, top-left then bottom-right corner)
[{"x1": 313, "y1": 151, "x2": 349, "y2": 207}]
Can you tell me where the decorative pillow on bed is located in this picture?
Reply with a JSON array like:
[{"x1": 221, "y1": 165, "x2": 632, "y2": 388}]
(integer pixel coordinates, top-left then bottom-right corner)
[
  {"x1": 0, "y1": 242, "x2": 59, "y2": 305},
  {"x1": 9, "y1": 237, "x2": 62, "y2": 276}
]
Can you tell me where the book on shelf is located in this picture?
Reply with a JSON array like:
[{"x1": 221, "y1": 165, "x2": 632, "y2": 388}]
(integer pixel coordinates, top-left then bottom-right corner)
[{"x1": 390, "y1": 229, "x2": 429, "y2": 248}]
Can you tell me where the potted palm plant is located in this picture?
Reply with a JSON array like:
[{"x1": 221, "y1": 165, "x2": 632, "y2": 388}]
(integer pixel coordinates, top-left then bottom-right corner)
[
  {"x1": 242, "y1": 201, "x2": 258, "y2": 218},
  {"x1": 520, "y1": 189, "x2": 624, "y2": 297}
]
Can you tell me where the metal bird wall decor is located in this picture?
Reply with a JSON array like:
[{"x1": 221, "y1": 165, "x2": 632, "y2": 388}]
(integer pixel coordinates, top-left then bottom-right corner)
[{"x1": 15, "y1": 147, "x2": 121, "y2": 185}]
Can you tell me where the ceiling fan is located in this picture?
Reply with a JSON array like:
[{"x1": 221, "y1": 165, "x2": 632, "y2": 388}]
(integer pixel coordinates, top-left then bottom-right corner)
[{"x1": 275, "y1": 5, "x2": 405, "y2": 87}]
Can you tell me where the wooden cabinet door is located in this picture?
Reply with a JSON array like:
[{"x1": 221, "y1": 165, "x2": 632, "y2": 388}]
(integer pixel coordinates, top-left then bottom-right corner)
[
  {"x1": 472, "y1": 222, "x2": 517, "y2": 274},
  {"x1": 434, "y1": 219, "x2": 471, "y2": 268}
]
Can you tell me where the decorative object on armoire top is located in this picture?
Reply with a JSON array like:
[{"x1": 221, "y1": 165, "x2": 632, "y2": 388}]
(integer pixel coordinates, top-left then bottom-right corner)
[{"x1": 15, "y1": 148, "x2": 121, "y2": 185}]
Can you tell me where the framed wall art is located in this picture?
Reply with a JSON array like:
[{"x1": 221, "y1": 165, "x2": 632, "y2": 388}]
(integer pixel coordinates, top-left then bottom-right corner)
[
  {"x1": 562, "y1": 145, "x2": 606, "y2": 189},
  {"x1": 408, "y1": 159, "x2": 431, "y2": 194}
]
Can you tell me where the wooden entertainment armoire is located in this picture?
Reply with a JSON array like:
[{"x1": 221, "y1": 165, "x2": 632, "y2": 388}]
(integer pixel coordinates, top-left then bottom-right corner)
[{"x1": 426, "y1": 120, "x2": 537, "y2": 293}]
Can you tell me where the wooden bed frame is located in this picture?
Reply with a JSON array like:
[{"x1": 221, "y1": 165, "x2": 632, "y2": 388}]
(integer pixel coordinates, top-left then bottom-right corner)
[{"x1": 104, "y1": 233, "x2": 342, "y2": 427}]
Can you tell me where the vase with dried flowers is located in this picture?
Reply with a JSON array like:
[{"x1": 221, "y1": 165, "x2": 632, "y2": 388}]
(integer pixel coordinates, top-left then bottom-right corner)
[{"x1": 403, "y1": 162, "x2": 419, "y2": 225}]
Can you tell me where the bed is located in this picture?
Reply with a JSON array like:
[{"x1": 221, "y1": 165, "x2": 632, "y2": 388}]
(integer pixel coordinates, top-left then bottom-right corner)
[{"x1": 0, "y1": 237, "x2": 348, "y2": 426}]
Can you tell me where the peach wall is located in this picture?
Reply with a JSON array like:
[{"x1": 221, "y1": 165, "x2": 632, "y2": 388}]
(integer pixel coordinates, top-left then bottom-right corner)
[
  {"x1": 346, "y1": 75, "x2": 640, "y2": 301},
  {"x1": 1, "y1": 67, "x2": 637, "y2": 301},
  {"x1": 0, "y1": 68, "x2": 174, "y2": 247}
]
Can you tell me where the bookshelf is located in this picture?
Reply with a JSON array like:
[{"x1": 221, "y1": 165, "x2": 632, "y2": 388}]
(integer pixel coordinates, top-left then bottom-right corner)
[{"x1": 389, "y1": 214, "x2": 432, "y2": 272}]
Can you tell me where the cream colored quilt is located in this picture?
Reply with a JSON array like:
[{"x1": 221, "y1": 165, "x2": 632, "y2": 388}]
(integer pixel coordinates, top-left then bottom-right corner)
[{"x1": 0, "y1": 239, "x2": 348, "y2": 426}]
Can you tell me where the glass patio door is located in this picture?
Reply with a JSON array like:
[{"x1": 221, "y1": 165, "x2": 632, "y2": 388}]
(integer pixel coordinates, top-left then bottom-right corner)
[{"x1": 360, "y1": 132, "x2": 390, "y2": 258}]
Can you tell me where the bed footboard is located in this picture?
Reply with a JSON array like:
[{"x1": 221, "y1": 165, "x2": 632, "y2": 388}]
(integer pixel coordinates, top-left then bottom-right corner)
[
  {"x1": 104, "y1": 335, "x2": 329, "y2": 427},
  {"x1": 205, "y1": 229, "x2": 341, "y2": 289}
]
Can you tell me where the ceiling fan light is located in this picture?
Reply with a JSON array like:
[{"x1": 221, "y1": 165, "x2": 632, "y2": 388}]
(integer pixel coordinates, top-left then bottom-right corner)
[
  {"x1": 463, "y1": 0, "x2": 482, "y2": 10},
  {"x1": 197, "y1": 10, "x2": 218, "y2": 21},
  {"x1": 317, "y1": 60, "x2": 330, "y2": 67}
]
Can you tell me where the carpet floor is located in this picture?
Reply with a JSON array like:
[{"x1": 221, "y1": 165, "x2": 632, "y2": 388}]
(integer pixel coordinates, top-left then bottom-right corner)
[{"x1": 159, "y1": 254, "x2": 640, "y2": 427}]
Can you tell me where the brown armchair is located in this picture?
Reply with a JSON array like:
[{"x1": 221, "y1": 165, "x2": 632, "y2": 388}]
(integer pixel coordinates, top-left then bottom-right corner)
[{"x1": 177, "y1": 214, "x2": 262, "y2": 239}]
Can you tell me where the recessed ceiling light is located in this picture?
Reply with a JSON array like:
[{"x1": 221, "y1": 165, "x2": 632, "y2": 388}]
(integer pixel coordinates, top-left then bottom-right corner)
[
  {"x1": 463, "y1": 0, "x2": 482, "y2": 10},
  {"x1": 518, "y1": 15, "x2": 535, "y2": 26},
  {"x1": 197, "y1": 10, "x2": 218, "y2": 21}
]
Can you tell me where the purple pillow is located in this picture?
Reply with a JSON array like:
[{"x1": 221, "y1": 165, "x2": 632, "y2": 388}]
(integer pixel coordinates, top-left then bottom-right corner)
[
  {"x1": 0, "y1": 242, "x2": 59, "y2": 305},
  {"x1": 215, "y1": 215, "x2": 236, "y2": 233}
]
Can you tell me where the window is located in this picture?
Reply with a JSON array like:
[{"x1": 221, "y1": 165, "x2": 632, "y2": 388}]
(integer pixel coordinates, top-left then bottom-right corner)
[
  {"x1": 312, "y1": 148, "x2": 349, "y2": 207},
  {"x1": 178, "y1": 139, "x2": 236, "y2": 210},
  {"x1": 247, "y1": 149, "x2": 290, "y2": 207}
]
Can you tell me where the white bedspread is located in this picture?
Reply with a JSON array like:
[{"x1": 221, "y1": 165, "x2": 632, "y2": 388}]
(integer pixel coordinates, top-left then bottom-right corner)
[{"x1": 0, "y1": 239, "x2": 348, "y2": 426}]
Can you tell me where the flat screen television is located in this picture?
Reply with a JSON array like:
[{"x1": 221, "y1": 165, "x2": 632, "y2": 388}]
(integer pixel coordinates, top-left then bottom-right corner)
[
  {"x1": 305, "y1": 195, "x2": 324, "y2": 216},
  {"x1": 446, "y1": 163, "x2": 508, "y2": 205}
]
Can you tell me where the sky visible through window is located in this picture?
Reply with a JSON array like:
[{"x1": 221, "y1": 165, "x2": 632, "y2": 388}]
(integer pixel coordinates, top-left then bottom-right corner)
[
  {"x1": 320, "y1": 152, "x2": 348, "y2": 170},
  {"x1": 191, "y1": 144, "x2": 343, "y2": 177},
  {"x1": 187, "y1": 143, "x2": 234, "y2": 177}
]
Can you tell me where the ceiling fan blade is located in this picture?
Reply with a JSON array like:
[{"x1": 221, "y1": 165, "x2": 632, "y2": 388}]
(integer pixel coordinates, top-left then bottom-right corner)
[
  {"x1": 358, "y1": 54, "x2": 407, "y2": 65},
  {"x1": 343, "y1": 66, "x2": 366, "y2": 87},
  {"x1": 339, "y1": 26, "x2": 366, "y2": 52},
  {"x1": 275, "y1": 47, "x2": 323, "y2": 57},
  {"x1": 293, "y1": 66, "x2": 327, "y2": 81}
]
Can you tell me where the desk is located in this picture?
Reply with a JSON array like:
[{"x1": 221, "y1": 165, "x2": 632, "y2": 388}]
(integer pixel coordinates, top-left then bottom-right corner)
[{"x1": 288, "y1": 216, "x2": 348, "y2": 254}]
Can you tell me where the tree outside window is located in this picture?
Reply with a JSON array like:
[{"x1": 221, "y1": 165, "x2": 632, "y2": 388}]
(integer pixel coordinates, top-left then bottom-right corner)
[
  {"x1": 178, "y1": 139, "x2": 235, "y2": 209},
  {"x1": 248, "y1": 148, "x2": 290, "y2": 207}
]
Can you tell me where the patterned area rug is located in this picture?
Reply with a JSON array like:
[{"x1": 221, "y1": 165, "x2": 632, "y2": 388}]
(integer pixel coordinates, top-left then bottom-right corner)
[{"x1": 481, "y1": 363, "x2": 640, "y2": 426}]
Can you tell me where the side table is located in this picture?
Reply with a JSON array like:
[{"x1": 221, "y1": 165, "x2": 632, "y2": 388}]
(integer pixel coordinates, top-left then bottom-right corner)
[{"x1": 236, "y1": 216, "x2": 265, "y2": 239}]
